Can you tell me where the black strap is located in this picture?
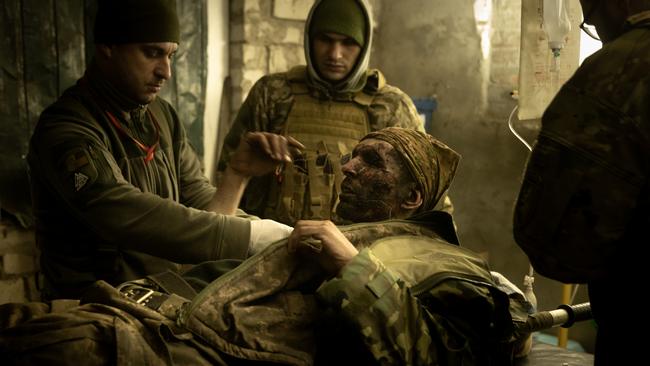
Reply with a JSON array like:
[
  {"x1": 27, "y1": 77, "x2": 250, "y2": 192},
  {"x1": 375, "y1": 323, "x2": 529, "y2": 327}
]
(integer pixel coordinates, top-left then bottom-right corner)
[{"x1": 147, "y1": 270, "x2": 197, "y2": 300}]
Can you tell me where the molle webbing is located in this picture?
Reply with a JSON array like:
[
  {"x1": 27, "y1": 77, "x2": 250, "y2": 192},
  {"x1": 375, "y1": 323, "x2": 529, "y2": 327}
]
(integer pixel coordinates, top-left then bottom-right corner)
[
  {"x1": 286, "y1": 93, "x2": 370, "y2": 148},
  {"x1": 265, "y1": 76, "x2": 372, "y2": 223}
]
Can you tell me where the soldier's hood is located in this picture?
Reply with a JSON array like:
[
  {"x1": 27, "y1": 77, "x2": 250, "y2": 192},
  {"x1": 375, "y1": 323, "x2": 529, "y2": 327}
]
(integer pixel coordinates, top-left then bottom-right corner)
[{"x1": 304, "y1": 0, "x2": 373, "y2": 95}]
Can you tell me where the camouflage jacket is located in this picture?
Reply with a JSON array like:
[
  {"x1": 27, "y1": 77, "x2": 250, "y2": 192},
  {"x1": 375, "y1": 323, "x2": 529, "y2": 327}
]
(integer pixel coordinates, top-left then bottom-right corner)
[
  {"x1": 0, "y1": 212, "x2": 528, "y2": 365},
  {"x1": 179, "y1": 211, "x2": 527, "y2": 365},
  {"x1": 28, "y1": 63, "x2": 252, "y2": 299},
  {"x1": 513, "y1": 18, "x2": 650, "y2": 283},
  {"x1": 217, "y1": 67, "x2": 424, "y2": 222}
]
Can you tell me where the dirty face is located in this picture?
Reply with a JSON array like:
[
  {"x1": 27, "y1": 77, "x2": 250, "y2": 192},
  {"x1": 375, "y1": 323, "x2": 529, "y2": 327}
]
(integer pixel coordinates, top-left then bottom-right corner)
[
  {"x1": 336, "y1": 139, "x2": 413, "y2": 222},
  {"x1": 104, "y1": 42, "x2": 177, "y2": 104}
]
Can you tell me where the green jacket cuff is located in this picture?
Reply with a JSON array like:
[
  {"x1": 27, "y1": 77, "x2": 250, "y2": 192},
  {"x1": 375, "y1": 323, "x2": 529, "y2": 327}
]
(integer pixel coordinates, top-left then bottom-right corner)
[{"x1": 215, "y1": 215, "x2": 251, "y2": 260}]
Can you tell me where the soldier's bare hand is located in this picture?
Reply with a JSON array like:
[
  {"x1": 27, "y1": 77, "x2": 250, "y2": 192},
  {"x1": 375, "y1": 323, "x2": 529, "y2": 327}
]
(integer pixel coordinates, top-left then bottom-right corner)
[
  {"x1": 229, "y1": 132, "x2": 304, "y2": 177},
  {"x1": 287, "y1": 220, "x2": 358, "y2": 276}
]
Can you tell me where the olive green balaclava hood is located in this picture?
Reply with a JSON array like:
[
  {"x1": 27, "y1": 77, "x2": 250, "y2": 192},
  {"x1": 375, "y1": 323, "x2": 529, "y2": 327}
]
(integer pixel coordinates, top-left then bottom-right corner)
[
  {"x1": 94, "y1": 0, "x2": 180, "y2": 44},
  {"x1": 304, "y1": 0, "x2": 372, "y2": 93},
  {"x1": 309, "y1": 0, "x2": 366, "y2": 47},
  {"x1": 363, "y1": 127, "x2": 461, "y2": 213}
]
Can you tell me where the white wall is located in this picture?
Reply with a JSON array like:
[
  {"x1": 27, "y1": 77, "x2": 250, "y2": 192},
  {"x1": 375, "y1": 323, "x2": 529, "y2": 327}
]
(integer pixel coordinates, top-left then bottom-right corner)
[{"x1": 204, "y1": 0, "x2": 230, "y2": 181}]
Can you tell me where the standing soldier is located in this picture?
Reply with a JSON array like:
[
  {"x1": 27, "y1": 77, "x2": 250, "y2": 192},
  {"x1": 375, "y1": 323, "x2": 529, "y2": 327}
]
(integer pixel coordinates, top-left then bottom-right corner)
[{"x1": 514, "y1": 1, "x2": 650, "y2": 364}]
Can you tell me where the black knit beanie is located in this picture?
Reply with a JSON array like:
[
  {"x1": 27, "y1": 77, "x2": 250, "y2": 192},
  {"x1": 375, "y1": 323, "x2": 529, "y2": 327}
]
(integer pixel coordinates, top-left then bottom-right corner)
[
  {"x1": 94, "y1": 0, "x2": 180, "y2": 44},
  {"x1": 310, "y1": 0, "x2": 366, "y2": 47}
]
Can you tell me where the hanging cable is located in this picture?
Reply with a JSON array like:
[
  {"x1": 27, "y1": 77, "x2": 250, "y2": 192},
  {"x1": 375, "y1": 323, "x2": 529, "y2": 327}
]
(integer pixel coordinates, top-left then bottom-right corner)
[
  {"x1": 507, "y1": 103, "x2": 580, "y2": 309},
  {"x1": 507, "y1": 103, "x2": 538, "y2": 310},
  {"x1": 508, "y1": 105, "x2": 532, "y2": 151}
]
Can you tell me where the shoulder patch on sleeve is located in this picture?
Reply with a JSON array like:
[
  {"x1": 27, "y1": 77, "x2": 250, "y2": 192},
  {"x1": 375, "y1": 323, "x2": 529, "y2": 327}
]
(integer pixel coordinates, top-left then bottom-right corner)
[
  {"x1": 74, "y1": 172, "x2": 89, "y2": 191},
  {"x1": 58, "y1": 146, "x2": 98, "y2": 194}
]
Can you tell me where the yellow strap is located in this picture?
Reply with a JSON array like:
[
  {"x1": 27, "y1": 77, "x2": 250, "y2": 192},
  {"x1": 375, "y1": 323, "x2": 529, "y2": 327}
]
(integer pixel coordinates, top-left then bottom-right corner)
[{"x1": 353, "y1": 91, "x2": 374, "y2": 106}]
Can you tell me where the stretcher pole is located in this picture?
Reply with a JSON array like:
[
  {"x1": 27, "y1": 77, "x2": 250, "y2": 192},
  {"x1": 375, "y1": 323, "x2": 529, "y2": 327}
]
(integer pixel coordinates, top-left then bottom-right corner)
[{"x1": 557, "y1": 284, "x2": 572, "y2": 348}]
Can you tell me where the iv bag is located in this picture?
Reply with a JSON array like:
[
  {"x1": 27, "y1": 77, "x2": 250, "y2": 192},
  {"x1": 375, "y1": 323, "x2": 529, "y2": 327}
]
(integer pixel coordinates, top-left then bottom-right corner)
[
  {"x1": 543, "y1": 0, "x2": 572, "y2": 52},
  {"x1": 517, "y1": 0, "x2": 581, "y2": 120}
]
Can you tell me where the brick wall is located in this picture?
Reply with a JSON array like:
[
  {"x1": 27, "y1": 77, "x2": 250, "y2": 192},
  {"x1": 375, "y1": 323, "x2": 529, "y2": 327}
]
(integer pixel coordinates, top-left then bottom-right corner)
[
  {"x1": 229, "y1": 0, "x2": 309, "y2": 112},
  {"x1": 0, "y1": 214, "x2": 41, "y2": 304},
  {"x1": 228, "y1": 0, "x2": 380, "y2": 113}
]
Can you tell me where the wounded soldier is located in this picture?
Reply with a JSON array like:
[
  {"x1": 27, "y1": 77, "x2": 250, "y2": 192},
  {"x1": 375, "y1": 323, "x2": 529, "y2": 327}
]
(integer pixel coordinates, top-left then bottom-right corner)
[{"x1": 0, "y1": 127, "x2": 532, "y2": 365}]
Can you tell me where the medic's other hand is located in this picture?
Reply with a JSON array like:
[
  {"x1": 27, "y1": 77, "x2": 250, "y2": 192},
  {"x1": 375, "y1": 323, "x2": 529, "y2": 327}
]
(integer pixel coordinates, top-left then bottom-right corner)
[
  {"x1": 229, "y1": 132, "x2": 304, "y2": 177},
  {"x1": 287, "y1": 220, "x2": 359, "y2": 277}
]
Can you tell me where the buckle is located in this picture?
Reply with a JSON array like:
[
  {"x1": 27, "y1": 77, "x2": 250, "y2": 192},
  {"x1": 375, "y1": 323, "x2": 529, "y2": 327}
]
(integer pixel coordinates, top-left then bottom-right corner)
[{"x1": 116, "y1": 283, "x2": 156, "y2": 304}]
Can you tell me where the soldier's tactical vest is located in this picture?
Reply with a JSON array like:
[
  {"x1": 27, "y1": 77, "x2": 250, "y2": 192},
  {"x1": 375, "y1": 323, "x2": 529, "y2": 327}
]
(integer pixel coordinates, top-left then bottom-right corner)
[{"x1": 264, "y1": 66, "x2": 376, "y2": 224}]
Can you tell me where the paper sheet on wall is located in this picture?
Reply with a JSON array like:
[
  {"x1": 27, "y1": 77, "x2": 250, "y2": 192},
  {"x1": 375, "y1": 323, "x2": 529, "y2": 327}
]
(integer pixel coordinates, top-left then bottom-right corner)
[{"x1": 517, "y1": 0, "x2": 582, "y2": 120}]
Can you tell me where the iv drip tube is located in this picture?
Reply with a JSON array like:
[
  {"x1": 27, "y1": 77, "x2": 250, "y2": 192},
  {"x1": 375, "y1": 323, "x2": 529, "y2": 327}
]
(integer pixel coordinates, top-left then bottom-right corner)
[{"x1": 508, "y1": 103, "x2": 581, "y2": 348}]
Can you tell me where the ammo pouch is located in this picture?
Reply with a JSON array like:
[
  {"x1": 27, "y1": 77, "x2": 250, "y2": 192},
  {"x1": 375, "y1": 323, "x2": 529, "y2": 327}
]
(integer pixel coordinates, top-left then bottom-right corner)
[
  {"x1": 256, "y1": 65, "x2": 371, "y2": 225},
  {"x1": 271, "y1": 144, "x2": 341, "y2": 223}
]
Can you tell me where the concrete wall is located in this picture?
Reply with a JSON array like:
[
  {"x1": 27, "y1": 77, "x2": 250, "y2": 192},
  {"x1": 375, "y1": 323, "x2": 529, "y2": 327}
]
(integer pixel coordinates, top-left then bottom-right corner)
[{"x1": 204, "y1": 0, "x2": 231, "y2": 181}]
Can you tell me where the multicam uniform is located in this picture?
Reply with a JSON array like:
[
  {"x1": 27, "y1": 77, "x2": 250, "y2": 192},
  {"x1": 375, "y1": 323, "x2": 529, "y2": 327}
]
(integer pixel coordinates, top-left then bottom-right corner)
[
  {"x1": 513, "y1": 12, "x2": 650, "y2": 366},
  {"x1": 218, "y1": 66, "x2": 424, "y2": 224},
  {"x1": 513, "y1": 13, "x2": 650, "y2": 284},
  {"x1": 0, "y1": 211, "x2": 530, "y2": 365},
  {"x1": 28, "y1": 64, "x2": 252, "y2": 300}
]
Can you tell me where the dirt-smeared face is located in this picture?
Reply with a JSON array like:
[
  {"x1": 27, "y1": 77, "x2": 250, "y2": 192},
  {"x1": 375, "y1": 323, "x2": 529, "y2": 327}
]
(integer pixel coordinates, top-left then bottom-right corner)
[{"x1": 336, "y1": 139, "x2": 413, "y2": 222}]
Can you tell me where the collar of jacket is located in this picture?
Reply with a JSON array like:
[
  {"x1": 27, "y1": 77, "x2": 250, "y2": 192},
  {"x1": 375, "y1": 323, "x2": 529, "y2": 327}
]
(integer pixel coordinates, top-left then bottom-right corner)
[{"x1": 83, "y1": 61, "x2": 148, "y2": 124}]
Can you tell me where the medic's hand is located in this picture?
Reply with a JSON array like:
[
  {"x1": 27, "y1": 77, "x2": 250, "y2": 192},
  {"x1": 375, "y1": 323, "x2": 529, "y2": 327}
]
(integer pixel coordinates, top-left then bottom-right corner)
[
  {"x1": 287, "y1": 220, "x2": 359, "y2": 277},
  {"x1": 229, "y1": 132, "x2": 304, "y2": 177}
]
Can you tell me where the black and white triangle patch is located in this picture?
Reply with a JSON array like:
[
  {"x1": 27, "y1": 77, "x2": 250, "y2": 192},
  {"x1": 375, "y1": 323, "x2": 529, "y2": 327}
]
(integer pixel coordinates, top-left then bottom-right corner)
[{"x1": 74, "y1": 172, "x2": 89, "y2": 191}]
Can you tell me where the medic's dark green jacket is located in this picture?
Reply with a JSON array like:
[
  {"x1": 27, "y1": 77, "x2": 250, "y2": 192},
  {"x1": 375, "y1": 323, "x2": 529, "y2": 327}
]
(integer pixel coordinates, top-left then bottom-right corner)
[{"x1": 28, "y1": 63, "x2": 251, "y2": 299}]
